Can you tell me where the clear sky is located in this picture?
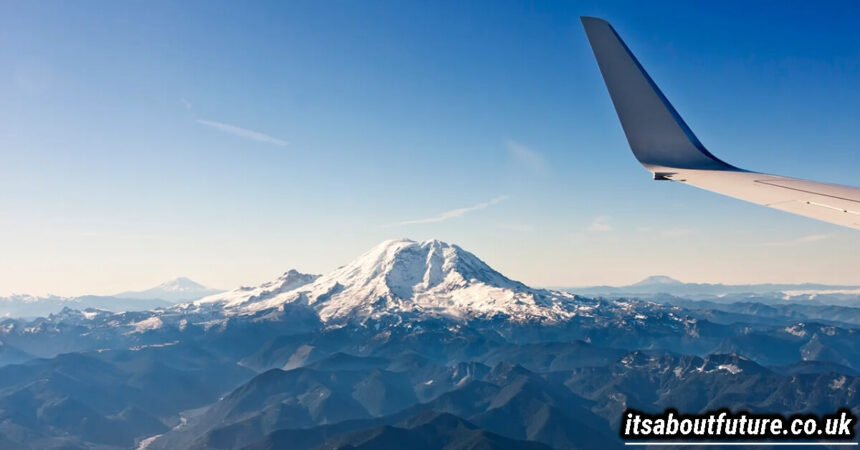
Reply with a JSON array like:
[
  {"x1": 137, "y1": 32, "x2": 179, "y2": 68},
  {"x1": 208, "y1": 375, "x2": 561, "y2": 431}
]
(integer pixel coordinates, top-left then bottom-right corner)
[{"x1": 2, "y1": 1, "x2": 860, "y2": 296}]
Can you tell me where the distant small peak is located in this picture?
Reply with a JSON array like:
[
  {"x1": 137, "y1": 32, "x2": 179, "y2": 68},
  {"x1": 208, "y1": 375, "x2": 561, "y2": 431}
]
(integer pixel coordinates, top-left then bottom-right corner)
[
  {"x1": 631, "y1": 275, "x2": 683, "y2": 287},
  {"x1": 159, "y1": 277, "x2": 205, "y2": 289}
]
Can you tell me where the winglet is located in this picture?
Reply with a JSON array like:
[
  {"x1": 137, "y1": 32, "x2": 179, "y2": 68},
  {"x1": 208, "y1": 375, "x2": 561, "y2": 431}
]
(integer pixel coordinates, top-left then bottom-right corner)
[{"x1": 581, "y1": 17, "x2": 738, "y2": 173}]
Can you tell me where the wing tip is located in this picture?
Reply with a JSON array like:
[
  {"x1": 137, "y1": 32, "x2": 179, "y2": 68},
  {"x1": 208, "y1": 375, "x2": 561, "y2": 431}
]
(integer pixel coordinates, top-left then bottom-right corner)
[
  {"x1": 580, "y1": 16, "x2": 610, "y2": 29},
  {"x1": 581, "y1": 16, "x2": 740, "y2": 173},
  {"x1": 580, "y1": 16, "x2": 608, "y2": 23}
]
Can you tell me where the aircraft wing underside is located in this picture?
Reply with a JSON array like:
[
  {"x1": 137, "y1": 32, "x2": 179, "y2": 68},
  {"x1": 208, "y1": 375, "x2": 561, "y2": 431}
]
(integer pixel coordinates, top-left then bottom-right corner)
[{"x1": 581, "y1": 17, "x2": 860, "y2": 230}]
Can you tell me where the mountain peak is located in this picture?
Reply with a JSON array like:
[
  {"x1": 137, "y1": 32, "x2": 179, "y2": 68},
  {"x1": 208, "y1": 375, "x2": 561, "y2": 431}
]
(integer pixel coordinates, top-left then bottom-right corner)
[
  {"x1": 205, "y1": 239, "x2": 579, "y2": 323},
  {"x1": 630, "y1": 275, "x2": 683, "y2": 287},
  {"x1": 156, "y1": 277, "x2": 208, "y2": 292},
  {"x1": 314, "y1": 238, "x2": 527, "y2": 302},
  {"x1": 117, "y1": 277, "x2": 222, "y2": 302}
]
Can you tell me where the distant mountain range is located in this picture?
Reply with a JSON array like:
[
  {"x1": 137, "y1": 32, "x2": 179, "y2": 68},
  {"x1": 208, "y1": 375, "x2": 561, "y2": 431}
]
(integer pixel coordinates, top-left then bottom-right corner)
[
  {"x1": 0, "y1": 239, "x2": 857, "y2": 449},
  {"x1": 116, "y1": 276, "x2": 223, "y2": 302},
  {"x1": 0, "y1": 277, "x2": 222, "y2": 318},
  {"x1": 565, "y1": 275, "x2": 860, "y2": 306}
]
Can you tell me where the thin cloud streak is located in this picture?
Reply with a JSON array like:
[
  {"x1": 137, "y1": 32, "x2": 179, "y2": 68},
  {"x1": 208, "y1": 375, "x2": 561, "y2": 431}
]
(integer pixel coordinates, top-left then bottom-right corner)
[
  {"x1": 196, "y1": 119, "x2": 288, "y2": 147},
  {"x1": 386, "y1": 196, "x2": 508, "y2": 227},
  {"x1": 506, "y1": 140, "x2": 547, "y2": 174}
]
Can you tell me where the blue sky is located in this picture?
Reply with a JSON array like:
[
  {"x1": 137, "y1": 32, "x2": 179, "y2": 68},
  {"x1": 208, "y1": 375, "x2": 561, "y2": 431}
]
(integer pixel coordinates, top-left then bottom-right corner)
[{"x1": 2, "y1": 1, "x2": 860, "y2": 295}]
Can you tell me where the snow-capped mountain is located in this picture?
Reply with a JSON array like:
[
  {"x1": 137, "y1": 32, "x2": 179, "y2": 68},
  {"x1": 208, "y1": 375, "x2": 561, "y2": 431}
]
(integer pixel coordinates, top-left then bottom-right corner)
[
  {"x1": 116, "y1": 277, "x2": 222, "y2": 302},
  {"x1": 2, "y1": 242, "x2": 860, "y2": 450},
  {"x1": 196, "y1": 270, "x2": 320, "y2": 308},
  {"x1": 196, "y1": 239, "x2": 584, "y2": 323}
]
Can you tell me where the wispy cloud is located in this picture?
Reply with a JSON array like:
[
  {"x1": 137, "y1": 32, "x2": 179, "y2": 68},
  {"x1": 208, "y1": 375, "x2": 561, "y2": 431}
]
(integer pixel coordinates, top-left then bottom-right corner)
[
  {"x1": 764, "y1": 233, "x2": 835, "y2": 247},
  {"x1": 196, "y1": 119, "x2": 288, "y2": 147},
  {"x1": 386, "y1": 196, "x2": 508, "y2": 227},
  {"x1": 180, "y1": 98, "x2": 193, "y2": 110},
  {"x1": 506, "y1": 140, "x2": 547, "y2": 174},
  {"x1": 587, "y1": 216, "x2": 612, "y2": 233}
]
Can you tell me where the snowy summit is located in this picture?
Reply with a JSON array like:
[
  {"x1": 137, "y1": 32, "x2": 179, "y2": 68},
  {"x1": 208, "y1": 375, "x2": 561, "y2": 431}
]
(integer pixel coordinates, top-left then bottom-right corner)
[{"x1": 196, "y1": 239, "x2": 583, "y2": 323}]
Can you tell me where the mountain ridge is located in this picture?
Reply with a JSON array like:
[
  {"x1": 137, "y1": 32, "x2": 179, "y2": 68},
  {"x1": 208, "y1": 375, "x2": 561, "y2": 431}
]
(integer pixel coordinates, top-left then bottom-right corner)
[
  {"x1": 0, "y1": 278, "x2": 223, "y2": 319},
  {"x1": 566, "y1": 276, "x2": 860, "y2": 302}
]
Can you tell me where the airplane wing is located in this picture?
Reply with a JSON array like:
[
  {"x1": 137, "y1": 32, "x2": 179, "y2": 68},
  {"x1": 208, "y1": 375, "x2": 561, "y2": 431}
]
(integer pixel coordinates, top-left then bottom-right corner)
[{"x1": 581, "y1": 17, "x2": 860, "y2": 230}]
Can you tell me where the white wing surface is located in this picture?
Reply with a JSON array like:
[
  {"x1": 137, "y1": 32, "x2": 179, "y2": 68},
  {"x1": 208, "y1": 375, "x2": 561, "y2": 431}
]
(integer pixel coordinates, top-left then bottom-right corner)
[{"x1": 581, "y1": 17, "x2": 860, "y2": 230}]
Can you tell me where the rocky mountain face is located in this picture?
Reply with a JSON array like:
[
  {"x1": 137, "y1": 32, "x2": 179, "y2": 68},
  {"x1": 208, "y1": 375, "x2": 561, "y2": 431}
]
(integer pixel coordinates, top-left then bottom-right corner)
[{"x1": 0, "y1": 239, "x2": 857, "y2": 449}]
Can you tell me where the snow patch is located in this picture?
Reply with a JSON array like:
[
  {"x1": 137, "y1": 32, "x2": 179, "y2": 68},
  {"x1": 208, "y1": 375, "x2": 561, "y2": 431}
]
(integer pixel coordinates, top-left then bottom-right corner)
[
  {"x1": 831, "y1": 376, "x2": 846, "y2": 390},
  {"x1": 784, "y1": 324, "x2": 807, "y2": 338},
  {"x1": 130, "y1": 341, "x2": 178, "y2": 351},
  {"x1": 130, "y1": 317, "x2": 163, "y2": 333},
  {"x1": 717, "y1": 364, "x2": 742, "y2": 375},
  {"x1": 81, "y1": 310, "x2": 104, "y2": 320},
  {"x1": 136, "y1": 434, "x2": 162, "y2": 450}
]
